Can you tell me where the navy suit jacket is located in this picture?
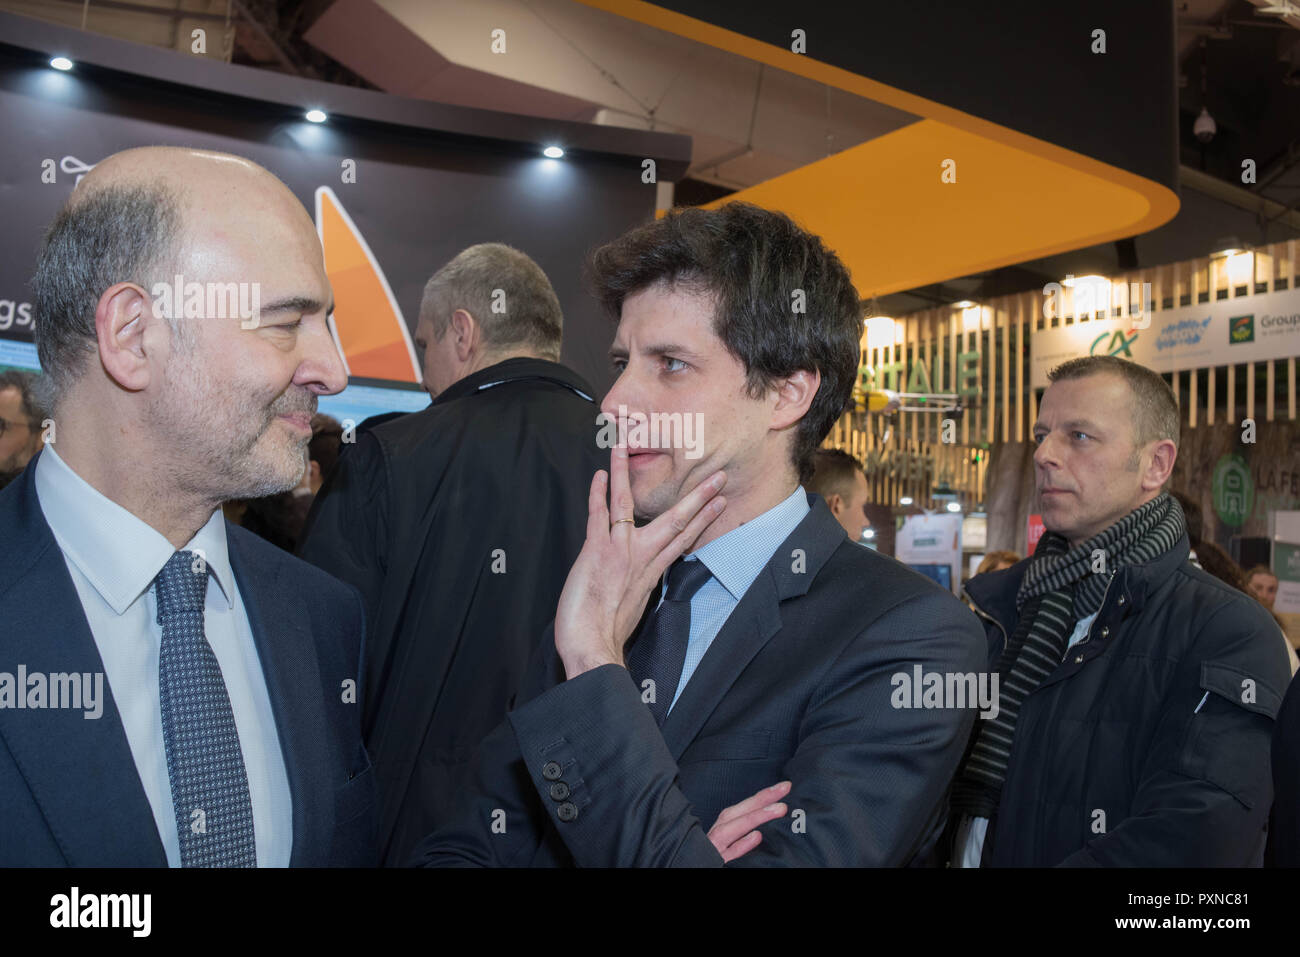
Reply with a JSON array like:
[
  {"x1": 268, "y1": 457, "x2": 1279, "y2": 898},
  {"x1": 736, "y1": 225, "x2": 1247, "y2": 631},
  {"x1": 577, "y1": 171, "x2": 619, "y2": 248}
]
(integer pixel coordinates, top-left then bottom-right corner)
[
  {"x1": 0, "y1": 455, "x2": 377, "y2": 866},
  {"x1": 414, "y1": 493, "x2": 987, "y2": 866}
]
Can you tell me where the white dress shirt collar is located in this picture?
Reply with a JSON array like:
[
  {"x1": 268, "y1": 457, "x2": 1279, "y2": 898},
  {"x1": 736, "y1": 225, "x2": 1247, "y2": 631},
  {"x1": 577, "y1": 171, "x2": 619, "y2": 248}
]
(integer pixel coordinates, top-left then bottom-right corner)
[{"x1": 34, "y1": 445, "x2": 235, "y2": 614}]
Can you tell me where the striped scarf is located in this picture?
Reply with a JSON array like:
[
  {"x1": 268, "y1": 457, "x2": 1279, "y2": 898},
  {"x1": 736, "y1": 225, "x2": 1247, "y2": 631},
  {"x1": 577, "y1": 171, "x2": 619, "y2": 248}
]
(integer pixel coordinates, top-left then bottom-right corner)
[{"x1": 950, "y1": 492, "x2": 1185, "y2": 820}]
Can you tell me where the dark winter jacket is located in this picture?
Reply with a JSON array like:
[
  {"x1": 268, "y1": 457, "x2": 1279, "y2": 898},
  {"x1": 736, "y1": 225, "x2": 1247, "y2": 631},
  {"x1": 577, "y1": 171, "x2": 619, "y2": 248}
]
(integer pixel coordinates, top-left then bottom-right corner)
[{"x1": 962, "y1": 531, "x2": 1291, "y2": 866}]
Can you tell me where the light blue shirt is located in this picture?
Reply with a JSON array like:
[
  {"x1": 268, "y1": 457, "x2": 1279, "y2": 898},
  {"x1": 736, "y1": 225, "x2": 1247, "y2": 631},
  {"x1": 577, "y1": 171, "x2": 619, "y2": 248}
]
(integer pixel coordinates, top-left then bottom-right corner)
[
  {"x1": 661, "y1": 486, "x2": 811, "y2": 712},
  {"x1": 35, "y1": 445, "x2": 293, "y2": 866}
]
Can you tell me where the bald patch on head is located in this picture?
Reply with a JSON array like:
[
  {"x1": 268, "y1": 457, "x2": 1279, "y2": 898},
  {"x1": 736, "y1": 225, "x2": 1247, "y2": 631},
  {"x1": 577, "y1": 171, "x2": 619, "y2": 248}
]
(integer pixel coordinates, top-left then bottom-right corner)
[{"x1": 73, "y1": 146, "x2": 312, "y2": 235}]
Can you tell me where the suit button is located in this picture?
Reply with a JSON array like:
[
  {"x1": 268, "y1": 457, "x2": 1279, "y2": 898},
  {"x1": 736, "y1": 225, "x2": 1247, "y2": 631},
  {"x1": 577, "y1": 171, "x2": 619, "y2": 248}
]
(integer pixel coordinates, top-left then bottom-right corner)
[
  {"x1": 542, "y1": 761, "x2": 562, "y2": 781},
  {"x1": 549, "y1": 782, "x2": 570, "y2": 801},
  {"x1": 1074, "y1": 654, "x2": 1084, "y2": 663},
  {"x1": 556, "y1": 802, "x2": 579, "y2": 822},
  {"x1": 1100, "y1": 626, "x2": 1110, "y2": 637},
  {"x1": 1117, "y1": 596, "x2": 1126, "y2": 606}
]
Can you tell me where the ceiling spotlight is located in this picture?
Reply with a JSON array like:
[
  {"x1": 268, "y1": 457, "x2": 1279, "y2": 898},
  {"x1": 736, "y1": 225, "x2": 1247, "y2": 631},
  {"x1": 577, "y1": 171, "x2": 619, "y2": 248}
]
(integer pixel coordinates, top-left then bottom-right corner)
[
  {"x1": 899, "y1": 496, "x2": 914, "y2": 506},
  {"x1": 543, "y1": 145, "x2": 565, "y2": 159},
  {"x1": 863, "y1": 528, "x2": 876, "y2": 539},
  {"x1": 945, "y1": 501, "x2": 962, "y2": 513},
  {"x1": 864, "y1": 315, "x2": 896, "y2": 350},
  {"x1": 50, "y1": 56, "x2": 73, "y2": 71},
  {"x1": 305, "y1": 109, "x2": 327, "y2": 123},
  {"x1": 951, "y1": 300, "x2": 976, "y2": 309},
  {"x1": 1061, "y1": 274, "x2": 1108, "y2": 288}
]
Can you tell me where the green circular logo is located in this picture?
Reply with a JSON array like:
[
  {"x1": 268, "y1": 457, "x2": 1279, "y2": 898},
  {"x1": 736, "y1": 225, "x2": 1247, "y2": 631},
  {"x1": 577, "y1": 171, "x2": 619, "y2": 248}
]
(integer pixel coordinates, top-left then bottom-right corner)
[{"x1": 1212, "y1": 454, "x2": 1253, "y2": 526}]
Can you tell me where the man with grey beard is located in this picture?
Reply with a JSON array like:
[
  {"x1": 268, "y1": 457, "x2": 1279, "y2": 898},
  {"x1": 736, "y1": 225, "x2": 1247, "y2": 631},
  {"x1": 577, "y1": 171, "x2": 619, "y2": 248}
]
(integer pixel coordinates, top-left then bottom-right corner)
[{"x1": 0, "y1": 146, "x2": 376, "y2": 866}]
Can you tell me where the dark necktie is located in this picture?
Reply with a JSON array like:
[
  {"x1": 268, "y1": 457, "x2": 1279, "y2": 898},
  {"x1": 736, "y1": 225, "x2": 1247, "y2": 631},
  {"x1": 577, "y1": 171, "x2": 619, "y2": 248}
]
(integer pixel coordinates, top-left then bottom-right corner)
[
  {"x1": 625, "y1": 557, "x2": 714, "y2": 725},
  {"x1": 155, "y1": 550, "x2": 257, "y2": 867}
]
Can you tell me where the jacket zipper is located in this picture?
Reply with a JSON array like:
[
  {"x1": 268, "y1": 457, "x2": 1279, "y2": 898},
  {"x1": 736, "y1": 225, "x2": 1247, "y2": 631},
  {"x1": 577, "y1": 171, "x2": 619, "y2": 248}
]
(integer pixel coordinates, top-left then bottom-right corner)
[
  {"x1": 966, "y1": 594, "x2": 1008, "y2": 659},
  {"x1": 1070, "y1": 570, "x2": 1117, "y2": 654},
  {"x1": 968, "y1": 568, "x2": 1118, "y2": 663}
]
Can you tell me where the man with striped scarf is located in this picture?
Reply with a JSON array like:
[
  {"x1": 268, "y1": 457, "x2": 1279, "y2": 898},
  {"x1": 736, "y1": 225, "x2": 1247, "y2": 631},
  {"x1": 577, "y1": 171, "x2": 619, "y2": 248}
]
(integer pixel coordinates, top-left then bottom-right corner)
[{"x1": 949, "y1": 355, "x2": 1291, "y2": 866}]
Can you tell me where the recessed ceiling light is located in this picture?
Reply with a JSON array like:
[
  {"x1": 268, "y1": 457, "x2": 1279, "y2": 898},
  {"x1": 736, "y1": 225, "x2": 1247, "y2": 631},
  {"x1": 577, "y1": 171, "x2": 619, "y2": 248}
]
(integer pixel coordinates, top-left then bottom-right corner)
[
  {"x1": 900, "y1": 496, "x2": 914, "y2": 506},
  {"x1": 50, "y1": 56, "x2": 73, "y2": 71},
  {"x1": 1062, "y1": 274, "x2": 1108, "y2": 288},
  {"x1": 305, "y1": 109, "x2": 327, "y2": 123},
  {"x1": 543, "y1": 145, "x2": 565, "y2": 159}
]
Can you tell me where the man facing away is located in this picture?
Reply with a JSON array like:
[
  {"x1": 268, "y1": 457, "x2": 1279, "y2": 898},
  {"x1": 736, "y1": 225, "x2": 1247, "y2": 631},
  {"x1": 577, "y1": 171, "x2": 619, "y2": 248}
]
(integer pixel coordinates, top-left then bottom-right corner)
[
  {"x1": 298, "y1": 243, "x2": 607, "y2": 865},
  {"x1": 951, "y1": 355, "x2": 1290, "y2": 866},
  {"x1": 1, "y1": 146, "x2": 375, "y2": 865},
  {"x1": 806, "y1": 447, "x2": 872, "y2": 541},
  {"x1": 413, "y1": 202, "x2": 987, "y2": 867}
]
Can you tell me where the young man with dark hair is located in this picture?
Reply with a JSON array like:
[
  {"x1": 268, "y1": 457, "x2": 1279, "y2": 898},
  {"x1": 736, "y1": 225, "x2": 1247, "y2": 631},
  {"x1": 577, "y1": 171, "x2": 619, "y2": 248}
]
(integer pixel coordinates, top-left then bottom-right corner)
[
  {"x1": 951, "y1": 354, "x2": 1290, "y2": 866},
  {"x1": 414, "y1": 202, "x2": 986, "y2": 867}
]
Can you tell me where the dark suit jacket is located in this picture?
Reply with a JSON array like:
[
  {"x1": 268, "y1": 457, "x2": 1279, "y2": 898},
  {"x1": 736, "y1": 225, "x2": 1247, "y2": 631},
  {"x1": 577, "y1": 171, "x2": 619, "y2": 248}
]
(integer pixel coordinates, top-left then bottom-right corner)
[
  {"x1": 0, "y1": 455, "x2": 377, "y2": 866},
  {"x1": 413, "y1": 493, "x2": 987, "y2": 866}
]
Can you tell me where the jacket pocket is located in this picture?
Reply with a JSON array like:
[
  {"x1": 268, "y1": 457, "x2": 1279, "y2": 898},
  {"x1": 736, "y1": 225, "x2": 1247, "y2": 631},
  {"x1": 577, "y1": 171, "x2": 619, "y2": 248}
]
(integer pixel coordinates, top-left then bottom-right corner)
[
  {"x1": 1199, "y1": 661, "x2": 1284, "y2": 719},
  {"x1": 335, "y1": 762, "x2": 377, "y2": 826},
  {"x1": 1179, "y1": 663, "x2": 1281, "y2": 809}
]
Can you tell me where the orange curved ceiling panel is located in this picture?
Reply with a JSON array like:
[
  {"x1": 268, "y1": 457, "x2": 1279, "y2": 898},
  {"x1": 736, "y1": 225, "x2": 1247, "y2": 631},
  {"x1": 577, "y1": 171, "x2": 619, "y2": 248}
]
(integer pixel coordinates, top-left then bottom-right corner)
[{"x1": 581, "y1": 0, "x2": 1179, "y2": 299}]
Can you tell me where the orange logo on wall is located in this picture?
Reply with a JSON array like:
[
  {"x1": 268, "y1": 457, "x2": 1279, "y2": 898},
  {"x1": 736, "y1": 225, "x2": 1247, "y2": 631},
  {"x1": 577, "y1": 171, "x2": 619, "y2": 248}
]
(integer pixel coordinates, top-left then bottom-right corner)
[{"x1": 315, "y1": 187, "x2": 421, "y2": 383}]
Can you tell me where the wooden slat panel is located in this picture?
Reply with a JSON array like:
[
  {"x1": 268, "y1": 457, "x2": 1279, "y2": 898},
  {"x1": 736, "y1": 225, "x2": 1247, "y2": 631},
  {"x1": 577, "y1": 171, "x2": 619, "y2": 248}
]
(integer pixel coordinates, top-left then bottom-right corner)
[
  {"x1": 950, "y1": 310, "x2": 960, "y2": 511},
  {"x1": 1029, "y1": 294, "x2": 1039, "y2": 438},
  {"x1": 1194, "y1": 259, "x2": 1212, "y2": 426},
  {"x1": 1290, "y1": 240, "x2": 1298, "y2": 421},
  {"x1": 901, "y1": 317, "x2": 911, "y2": 460},
  {"x1": 986, "y1": 305, "x2": 996, "y2": 447},
  {"x1": 1246, "y1": 254, "x2": 1256, "y2": 422},
  {"x1": 879, "y1": 237, "x2": 1300, "y2": 516},
  {"x1": 1002, "y1": 301, "x2": 1011, "y2": 445},
  {"x1": 908, "y1": 315, "x2": 918, "y2": 504},
  {"x1": 1015, "y1": 293, "x2": 1025, "y2": 442}
]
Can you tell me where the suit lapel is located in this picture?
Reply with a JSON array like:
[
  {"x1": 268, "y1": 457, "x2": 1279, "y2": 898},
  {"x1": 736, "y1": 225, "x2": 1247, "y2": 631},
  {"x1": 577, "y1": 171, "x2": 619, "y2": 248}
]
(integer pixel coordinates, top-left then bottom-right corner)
[
  {"x1": 660, "y1": 570, "x2": 782, "y2": 759},
  {"x1": 0, "y1": 460, "x2": 166, "y2": 865},
  {"x1": 659, "y1": 494, "x2": 846, "y2": 759},
  {"x1": 227, "y1": 528, "x2": 332, "y2": 867}
]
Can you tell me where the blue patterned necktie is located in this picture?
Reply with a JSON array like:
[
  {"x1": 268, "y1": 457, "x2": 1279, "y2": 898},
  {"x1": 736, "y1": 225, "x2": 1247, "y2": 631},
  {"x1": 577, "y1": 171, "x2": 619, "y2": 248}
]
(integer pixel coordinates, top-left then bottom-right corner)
[
  {"x1": 625, "y1": 557, "x2": 714, "y2": 724},
  {"x1": 155, "y1": 550, "x2": 257, "y2": 867}
]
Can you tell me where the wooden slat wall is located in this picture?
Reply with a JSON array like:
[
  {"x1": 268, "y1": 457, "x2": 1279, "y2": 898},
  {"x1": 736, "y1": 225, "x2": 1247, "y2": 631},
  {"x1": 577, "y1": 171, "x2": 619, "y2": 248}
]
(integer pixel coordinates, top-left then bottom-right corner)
[
  {"x1": 829, "y1": 240, "x2": 1300, "y2": 509},
  {"x1": 1290, "y1": 239, "x2": 1298, "y2": 421}
]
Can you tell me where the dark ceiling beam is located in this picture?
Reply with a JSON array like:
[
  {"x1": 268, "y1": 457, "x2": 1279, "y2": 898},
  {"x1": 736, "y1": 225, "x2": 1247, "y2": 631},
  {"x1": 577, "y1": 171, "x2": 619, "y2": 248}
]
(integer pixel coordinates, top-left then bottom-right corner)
[
  {"x1": 229, "y1": 0, "x2": 312, "y2": 78},
  {"x1": 1256, "y1": 138, "x2": 1300, "y2": 191}
]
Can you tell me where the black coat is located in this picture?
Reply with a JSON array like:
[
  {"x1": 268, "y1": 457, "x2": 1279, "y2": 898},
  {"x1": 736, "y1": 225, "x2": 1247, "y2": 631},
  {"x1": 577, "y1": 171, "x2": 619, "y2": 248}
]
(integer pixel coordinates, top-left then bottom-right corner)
[
  {"x1": 298, "y1": 358, "x2": 607, "y2": 865},
  {"x1": 1269, "y1": 675, "x2": 1300, "y2": 866},
  {"x1": 962, "y1": 532, "x2": 1292, "y2": 866}
]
